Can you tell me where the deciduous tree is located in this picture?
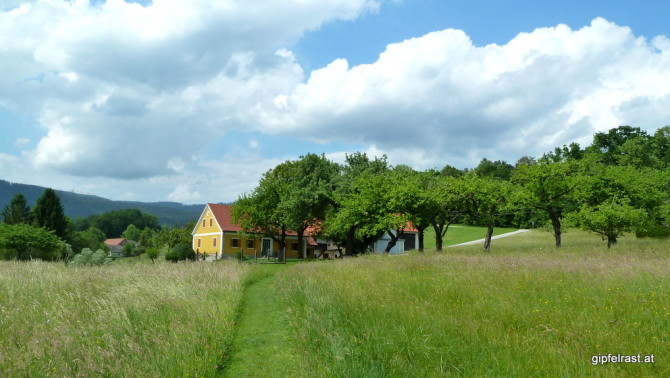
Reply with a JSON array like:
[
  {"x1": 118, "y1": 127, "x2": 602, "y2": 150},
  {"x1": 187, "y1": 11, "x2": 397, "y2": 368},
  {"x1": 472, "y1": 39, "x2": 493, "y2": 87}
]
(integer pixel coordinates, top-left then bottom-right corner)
[
  {"x1": 399, "y1": 170, "x2": 441, "y2": 252},
  {"x1": 473, "y1": 158, "x2": 514, "y2": 181},
  {"x1": 569, "y1": 198, "x2": 647, "y2": 248},
  {"x1": 511, "y1": 160, "x2": 579, "y2": 247},
  {"x1": 232, "y1": 163, "x2": 294, "y2": 261},
  {"x1": 122, "y1": 224, "x2": 141, "y2": 241},
  {"x1": 0, "y1": 223, "x2": 70, "y2": 261},
  {"x1": 569, "y1": 164, "x2": 669, "y2": 247},
  {"x1": 652, "y1": 125, "x2": 670, "y2": 168},
  {"x1": 461, "y1": 176, "x2": 513, "y2": 252},
  {"x1": 69, "y1": 226, "x2": 107, "y2": 254},
  {"x1": 139, "y1": 226, "x2": 158, "y2": 247},
  {"x1": 278, "y1": 153, "x2": 340, "y2": 258},
  {"x1": 322, "y1": 171, "x2": 390, "y2": 255},
  {"x1": 69, "y1": 248, "x2": 111, "y2": 266},
  {"x1": 91, "y1": 209, "x2": 159, "y2": 238},
  {"x1": 587, "y1": 125, "x2": 651, "y2": 166},
  {"x1": 154, "y1": 226, "x2": 192, "y2": 250},
  {"x1": 122, "y1": 242, "x2": 136, "y2": 257},
  {"x1": 145, "y1": 247, "x2": 160, "y2": 263},
  {"x1": 430, "y1": 176, "x2": 466, "y2": 251},
  {"x1": 322, "y1": 153, "x2": 390, "y2": 255}
]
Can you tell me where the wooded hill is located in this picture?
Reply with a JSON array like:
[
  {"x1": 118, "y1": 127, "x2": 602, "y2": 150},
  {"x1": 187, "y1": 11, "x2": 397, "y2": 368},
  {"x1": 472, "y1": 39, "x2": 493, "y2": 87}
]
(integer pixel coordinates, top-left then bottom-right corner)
[{"x1": 0, "y1": 180, "x2": 202, "y2": 227}]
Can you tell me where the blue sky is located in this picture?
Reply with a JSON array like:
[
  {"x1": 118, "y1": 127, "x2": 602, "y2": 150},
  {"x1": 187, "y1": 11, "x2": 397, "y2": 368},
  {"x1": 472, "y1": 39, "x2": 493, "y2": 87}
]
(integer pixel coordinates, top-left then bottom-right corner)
[
  {"x1": 296, "y1": 0, "x2": 670, "y2": 68},
  {"x1": 1, "y1": 0, "x2": 669, "y2": 204}
]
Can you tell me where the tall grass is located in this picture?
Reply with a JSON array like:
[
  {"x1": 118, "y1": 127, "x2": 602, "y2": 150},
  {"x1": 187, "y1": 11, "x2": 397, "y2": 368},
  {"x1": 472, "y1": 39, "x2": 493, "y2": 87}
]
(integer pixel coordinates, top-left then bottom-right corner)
[
  {"x1": 277, "y1": 230, "x2": 670, "y2": 376},
  {"x1": 0, "y1": 260, "x2": 248, "y2": 376}
]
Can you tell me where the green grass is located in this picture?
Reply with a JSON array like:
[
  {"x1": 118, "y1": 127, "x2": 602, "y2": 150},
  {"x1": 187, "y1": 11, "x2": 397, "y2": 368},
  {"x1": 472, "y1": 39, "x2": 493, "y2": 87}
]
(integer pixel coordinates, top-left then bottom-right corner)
[
  {"x1": 0, "y1": 260, "x2": 248, "y2": 376},
  {"x1": 277, "y1": 230, "x2": 670, "y2": 376},
  {"x1": 223, "y1": 263, "x2": 300, "y2": 377},
  {"x1": 3, "y1": 230, "x2": 668, "y2": 376},
  {"x1": 422, "y1": 224, "x2": 519, "y2": 249}
]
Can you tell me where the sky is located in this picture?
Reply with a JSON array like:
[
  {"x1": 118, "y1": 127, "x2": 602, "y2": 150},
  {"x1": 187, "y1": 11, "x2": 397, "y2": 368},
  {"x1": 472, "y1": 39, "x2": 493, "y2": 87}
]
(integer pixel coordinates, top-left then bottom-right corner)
[{"x1": 1, "y1": 0, "x2": 669, "y2": 204}]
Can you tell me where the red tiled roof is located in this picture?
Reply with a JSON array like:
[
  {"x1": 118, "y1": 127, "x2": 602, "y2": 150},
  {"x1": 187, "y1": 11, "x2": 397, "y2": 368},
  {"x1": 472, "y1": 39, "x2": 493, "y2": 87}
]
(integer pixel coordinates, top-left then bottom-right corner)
[
  {"x1": 390, "y1": 214, "x2": 419, "y2": 233},
  {"x1": 207, "y1": 203, "x2": 411, "y2": 242},
  {"x1": 104, "y1": 238, "x2": 126, "y2": 246},
  {"x1": 404, "y1": 221, "x2": 418, "y2": 233},
  {"x1": 208, "y1": 203, "x2": 242, "y2": 232},
  {"x1": 207, "y1": 204, "x2": 319, "y2": 245}
]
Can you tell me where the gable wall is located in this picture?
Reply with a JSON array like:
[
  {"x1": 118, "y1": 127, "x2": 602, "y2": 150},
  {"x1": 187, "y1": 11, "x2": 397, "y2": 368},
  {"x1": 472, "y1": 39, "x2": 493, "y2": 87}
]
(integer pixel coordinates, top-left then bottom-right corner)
[
  {"x1": 194, "y1": 206, "x2": 222, "y2": 234},
  {"x1": 193, "y1": 205, "x2": 223, "y2": 256}
]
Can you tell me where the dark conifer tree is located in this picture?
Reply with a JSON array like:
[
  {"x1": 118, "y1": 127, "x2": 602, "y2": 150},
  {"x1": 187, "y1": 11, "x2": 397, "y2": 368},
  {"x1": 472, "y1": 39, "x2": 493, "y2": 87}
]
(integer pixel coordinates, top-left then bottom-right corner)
[
  {"x1": 32, "y1": 188, "x2": 67, "y2": 239},
  {"x1": 1, "y1": 193, "x2": 32, "y2": 225}
]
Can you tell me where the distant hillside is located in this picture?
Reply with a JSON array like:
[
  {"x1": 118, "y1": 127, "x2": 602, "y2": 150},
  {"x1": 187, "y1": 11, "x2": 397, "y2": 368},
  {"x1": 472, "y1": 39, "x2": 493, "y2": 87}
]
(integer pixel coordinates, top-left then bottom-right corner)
[{"x1": 0, "y1": 179, "x2": 203, "y2": 226}]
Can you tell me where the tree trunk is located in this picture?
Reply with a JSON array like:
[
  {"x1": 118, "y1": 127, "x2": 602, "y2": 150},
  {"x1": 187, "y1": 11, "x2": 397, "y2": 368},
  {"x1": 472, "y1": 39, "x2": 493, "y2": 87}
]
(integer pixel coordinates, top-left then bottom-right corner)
[
  {"x1": 384, "y1": 230, "x2": 403, "y2": 254},
  {"x1": 433, "y1": 224, "x2": 443, "y2": 251},
  {"x1": 279, "y1": 229, "x2": 287, "y2": 262},
  {"x1": 550, "y1": 215, "x2": 562, "y2": 247},
  {"x1": 296, "y1": 226, "x2": 306, "y2": 259},
  {"x1": 344, "y1": 226, "x2": 356, "y2": 256},
  {"x1": 418, "y1": 227, "x2": 425, "y2": 252},
  {"x1": 607, "y1": 235, "x2": 617, "y2": 249},
  {"x1": 483, "y1": 223, "x2": 494, "y2": 252}
]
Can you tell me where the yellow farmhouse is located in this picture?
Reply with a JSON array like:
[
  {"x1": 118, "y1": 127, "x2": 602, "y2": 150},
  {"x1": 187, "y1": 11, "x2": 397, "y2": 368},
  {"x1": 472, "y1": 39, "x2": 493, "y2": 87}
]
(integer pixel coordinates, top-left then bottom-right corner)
[{"x1": 192, "y1": 203, "x2": 319, "y2": 260}]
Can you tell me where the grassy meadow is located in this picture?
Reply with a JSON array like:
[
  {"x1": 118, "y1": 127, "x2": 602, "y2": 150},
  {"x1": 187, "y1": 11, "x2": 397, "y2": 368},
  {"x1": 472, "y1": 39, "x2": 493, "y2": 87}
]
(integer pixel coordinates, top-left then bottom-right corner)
[
  {"x1": 0, "y1": 260, "x2": 249, "y2": 376},
  {"x1": 422, "y1": 224, "x2": 519, "y2": 249},
  {"x1": 1, "y1": 229, "x2": 668, "y2": 376},
  {"x1": 278, "y1": 230, "x2": 670, "y2": 376}
]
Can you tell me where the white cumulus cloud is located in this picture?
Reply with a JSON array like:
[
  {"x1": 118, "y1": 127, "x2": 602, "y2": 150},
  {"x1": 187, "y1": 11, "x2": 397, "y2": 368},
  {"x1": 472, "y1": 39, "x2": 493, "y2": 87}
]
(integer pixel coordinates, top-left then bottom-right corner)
[
  {"x1": 0, "y1": 0, "x2": 381, "y2": 179},
  {"x1": 258, "y1": 18, "x2": 670, "y2": 167},
  {"x1": 2, "y1": 2, "x2": 669, "y2": 203}
]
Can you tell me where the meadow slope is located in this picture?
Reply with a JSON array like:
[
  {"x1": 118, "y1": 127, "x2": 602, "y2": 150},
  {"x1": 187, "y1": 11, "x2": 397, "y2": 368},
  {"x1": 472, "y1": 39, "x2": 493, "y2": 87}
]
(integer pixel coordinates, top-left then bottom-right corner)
[
  {"x1": 277, "y1": 231, "x2": 670, "y2": 376},
  {"x1": 1, "y1": 230, "x2": 668, "y2": 376}
]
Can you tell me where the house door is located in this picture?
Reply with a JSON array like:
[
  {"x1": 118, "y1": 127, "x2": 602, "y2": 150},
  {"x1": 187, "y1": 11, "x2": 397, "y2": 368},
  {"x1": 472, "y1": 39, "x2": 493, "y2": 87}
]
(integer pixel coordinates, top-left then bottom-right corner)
[{"x1": 262, "y1": 238, "x2": 272, "y2": 257}]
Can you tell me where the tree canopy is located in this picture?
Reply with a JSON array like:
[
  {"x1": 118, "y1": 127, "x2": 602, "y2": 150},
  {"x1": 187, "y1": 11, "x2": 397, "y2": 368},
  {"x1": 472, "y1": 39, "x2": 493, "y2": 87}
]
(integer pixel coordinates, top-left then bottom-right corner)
[
  {"x1": 511, "y1": 160, "x2": 580, "y2": 247},
  {"x1": 87, "y1": 208, "x2": 160, "y2": 238},
  {"x1": 0, "y1": 223, "x2": 71, "y2": 261},
  {"x1": 229, "y1": 125, "x2": 670, "y2": 254}
]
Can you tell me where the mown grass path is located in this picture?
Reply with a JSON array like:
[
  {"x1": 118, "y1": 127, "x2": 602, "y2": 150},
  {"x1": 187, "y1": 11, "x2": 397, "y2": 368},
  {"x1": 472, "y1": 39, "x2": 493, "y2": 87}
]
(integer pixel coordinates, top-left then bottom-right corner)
[{"x1": 223, "y1": 264, "x2": 300, "y2": 377}]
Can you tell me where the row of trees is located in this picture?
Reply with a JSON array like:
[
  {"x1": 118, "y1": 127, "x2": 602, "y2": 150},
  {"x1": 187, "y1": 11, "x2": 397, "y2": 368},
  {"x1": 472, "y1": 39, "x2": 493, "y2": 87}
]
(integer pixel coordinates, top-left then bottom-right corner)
[
  {"x1": 72, "y1": 209, "x2": 160, "y2": 239},
  {"x1": 0, "y1": 189, "x2": 72, "y2": 260},
  {"x1": 2, "y1": 125, "x2": 667, "y2": 260},
  {"x1": 1, "y1": 188, "x2": 194, "y2": 261},
  {"x1": 233, "y1": 126, "x2": 670, "y2": 254}
]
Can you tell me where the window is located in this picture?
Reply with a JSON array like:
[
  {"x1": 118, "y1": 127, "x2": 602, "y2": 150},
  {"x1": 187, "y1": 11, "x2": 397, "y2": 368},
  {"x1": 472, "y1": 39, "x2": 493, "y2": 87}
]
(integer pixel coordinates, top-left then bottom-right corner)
[
  {"x1": 292, "y1": 242, "x2": 299, "y2": 251},
  {"x1": 213, "y1": 238, "x2": 217, "y2": 247},
  {"x1": 209, "y1": 219, "x2": 213, "y2": 227},
  {"x1": 197, "y1": 239, "x2": 201, "y2": 248},
  {"x1": 231, "y1": 238, "x2": 240, "y2": 248},
  {"x1": 246, "y1": 239, "x2": 254, "y2": 249},
  {"x1": 202, "y1": 219, "x2": 206, "y2": 228}
]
